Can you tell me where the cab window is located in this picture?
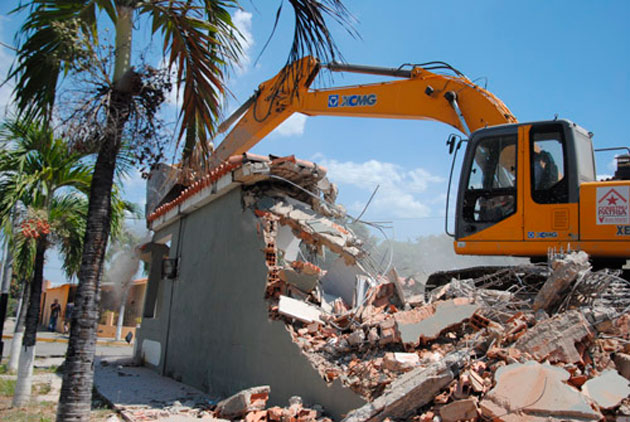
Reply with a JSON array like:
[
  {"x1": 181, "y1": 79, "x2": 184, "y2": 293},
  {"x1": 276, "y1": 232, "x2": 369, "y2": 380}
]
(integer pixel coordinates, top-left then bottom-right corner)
[
  {"x1": 463, "y1": 135, "x2": 517, "y2": 223},
  {"x1": 530, "y1": 125, "x2": 567, "y2": 204}
]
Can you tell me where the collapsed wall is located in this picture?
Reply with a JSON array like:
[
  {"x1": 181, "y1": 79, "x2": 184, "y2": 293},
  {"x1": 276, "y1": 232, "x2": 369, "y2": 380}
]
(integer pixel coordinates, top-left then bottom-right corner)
[
  {"x1": 138, "y1": 154, "x2": 630, "y2": 422},
  {"x1": 136, "y1": 155, "x2": 369, "y2": 419}
]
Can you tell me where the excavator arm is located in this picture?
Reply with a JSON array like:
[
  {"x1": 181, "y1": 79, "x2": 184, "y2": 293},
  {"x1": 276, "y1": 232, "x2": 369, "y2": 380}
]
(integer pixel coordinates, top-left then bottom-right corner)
[{"x1": 212, "y1": 56, "x2": 517, "y2": 163}]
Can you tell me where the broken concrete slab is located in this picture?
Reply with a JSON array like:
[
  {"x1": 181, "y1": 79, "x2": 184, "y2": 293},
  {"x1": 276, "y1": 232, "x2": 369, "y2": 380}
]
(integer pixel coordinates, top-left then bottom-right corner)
[
  {"x1": 387, "y1": 267, "x2": 407, "y2": 307},
  {"x1": 582, "y1": 369, "x2": 630, "y2": 409},
  {"x1": 395, "y1": 298, "x2": 479, "y2": 346},
  {"x1": 279, "y1": 267, "x2": 320, "y2": 293},
  {"x1": 382, "y1": 353, "x2": 420, "y2": 372},
  {"x1": 275, "y1": 225, "x2": 301, "y2": 262},
  {"x1": 341, "y1": 351, "x2": 467, "y2": 422},
  {"x1": 266, "y1": 199, "x2": 364, "y2": 264},
  {"x1": 513, "y1": 310, "x2": 593, "y2": 363},
  {"x1": 215, "y1": 385, "x2": 270, "y2": 419},
  {"x1": 353, "y1": 275, "x2": 373, "y2": 310},
  {"x1": 320, "y1": 257, "x2": 368, "y2": 306},
  {"x1": 480, "y1": 361, "x2": 601, "y2": 422},
  {"x1": 439, "y1": 397, "x2": 478, "y2": 422},
  {"x1": 278, "y1": 295, "x2": 323, "y2": 324},
  {"x1": 533, "y1": 251, "x2": 590, "y2": 313}
]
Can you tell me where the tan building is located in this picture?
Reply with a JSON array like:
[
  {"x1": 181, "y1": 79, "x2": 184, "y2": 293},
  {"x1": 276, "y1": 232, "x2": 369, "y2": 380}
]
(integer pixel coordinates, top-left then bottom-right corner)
[
  {"x1": 40, "y1": 278, "x2": 147, "y2": 339},
  {"x1": 39, "y1": 281, "x2": 75, "y2": 332}
]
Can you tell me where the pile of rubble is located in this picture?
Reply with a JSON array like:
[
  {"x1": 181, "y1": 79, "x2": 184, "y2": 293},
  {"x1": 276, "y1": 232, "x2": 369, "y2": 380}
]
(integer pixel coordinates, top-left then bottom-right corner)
[
  {"x1": 212, "y1": 386, "x2": 331, "y2": 422},
  {"x1": 147, "y1": 154, "x2": 630, "y2": 421},
  {"x1": 113, "y1": 386, "x2": 330, "y2": 422},
  {"x1": 250, "y1": 172, "x2": 630, "y2": 422}
]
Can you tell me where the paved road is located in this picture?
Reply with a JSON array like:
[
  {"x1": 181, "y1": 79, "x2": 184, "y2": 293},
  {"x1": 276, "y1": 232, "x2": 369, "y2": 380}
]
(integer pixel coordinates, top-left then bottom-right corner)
[
  {"x1": 1, "y1": 318, "x2": 133, "y2": 360},
  {"x1": 3, "y1": 319, "x2": 216, "y2": 421},
  {"x1": 1, "y1": 338, "x2": 133, "y2": 359}
]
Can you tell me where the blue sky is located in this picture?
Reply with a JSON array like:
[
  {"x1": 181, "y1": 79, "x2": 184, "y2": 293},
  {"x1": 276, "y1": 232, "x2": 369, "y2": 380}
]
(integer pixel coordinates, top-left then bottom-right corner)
[{"x1": 0, "y1": 1, "x2": 629, "y2": 284}]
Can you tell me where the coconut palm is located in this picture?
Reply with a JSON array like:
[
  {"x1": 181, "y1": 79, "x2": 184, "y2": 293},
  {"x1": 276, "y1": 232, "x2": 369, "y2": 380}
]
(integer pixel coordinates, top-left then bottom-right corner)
[
  {"x1": 0, "y1": 118, "x2": 132, "y2": 406},
  {"x1": 9, "y1": 1, "x2": 354, "y2": 419}
]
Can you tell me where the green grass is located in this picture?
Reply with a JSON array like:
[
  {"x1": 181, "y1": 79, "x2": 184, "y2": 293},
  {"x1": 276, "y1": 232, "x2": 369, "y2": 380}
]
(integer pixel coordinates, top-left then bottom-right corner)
[
  {"x1": 0, "y1": 399, "x2": 56, "y2": 422},
  {"x1": 0, "y1": 378, "x2": 16, "y2": 396},
  {"x1": 0, "y1": 363, "x2": 57, "y2": 375},
  {"x1": 33, "y1": 366, "x2": 58, "y2": 375},
  {"x1": 0, "y1": 394, "x2": 115, "y2": 422},
  {"x1": 33, "y1": 383, "x2": 52, "y2": 396}
]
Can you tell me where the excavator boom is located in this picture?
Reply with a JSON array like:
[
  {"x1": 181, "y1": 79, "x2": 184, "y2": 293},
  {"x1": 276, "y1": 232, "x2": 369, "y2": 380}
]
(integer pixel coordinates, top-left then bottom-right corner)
[{"x1": 212, "y1": 56, "x2": 516, "y2": 163}]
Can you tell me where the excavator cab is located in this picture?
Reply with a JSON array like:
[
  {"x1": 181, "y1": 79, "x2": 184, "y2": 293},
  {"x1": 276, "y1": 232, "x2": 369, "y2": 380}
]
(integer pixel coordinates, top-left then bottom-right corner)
[{"x1": 453, "y1": 119, "x2": 630, "y2": 263}]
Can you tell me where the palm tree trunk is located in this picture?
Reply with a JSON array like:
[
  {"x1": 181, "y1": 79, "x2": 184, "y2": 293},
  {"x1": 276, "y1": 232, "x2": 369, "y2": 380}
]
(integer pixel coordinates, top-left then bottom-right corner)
[
  {"x1": 57, "y1": 98, "x2": 129, "y2": 420},
  {"x1": 7, "y1": 280, "x2": 30, "y2": 372},
  {"x1": 57, "y1": 93, "x2": 136, "y2": 422},
  {"x1": 57, "y1": 4, "x2": 134, "y2": 420},
  {"x1": 12, "y1": 236, "x2": 47, "y2": 407}
]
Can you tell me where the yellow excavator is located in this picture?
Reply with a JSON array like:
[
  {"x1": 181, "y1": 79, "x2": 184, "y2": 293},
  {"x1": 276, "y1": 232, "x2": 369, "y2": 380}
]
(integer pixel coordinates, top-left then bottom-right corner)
[{"x1": 212, "y1": 56, "x2": 630, "y2": 268}]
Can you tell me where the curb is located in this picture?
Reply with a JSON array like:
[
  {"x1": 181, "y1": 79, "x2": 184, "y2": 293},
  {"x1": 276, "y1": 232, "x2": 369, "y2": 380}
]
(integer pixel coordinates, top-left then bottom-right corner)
[{"x1": 2, "y1": 334, "x2": 130, "y2": 347}]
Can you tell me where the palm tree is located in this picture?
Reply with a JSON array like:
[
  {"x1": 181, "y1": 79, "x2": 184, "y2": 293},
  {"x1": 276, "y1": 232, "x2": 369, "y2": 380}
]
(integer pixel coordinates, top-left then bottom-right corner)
[
  {"x1": 9, "y1": 1, "x2": 354, "y2": 419},
  {"x1": 0, "y1": 118, "x2": 131, "y2": 406},
  {"x1": 2, "y1": 211, "x2": 31, "y2": 374}
]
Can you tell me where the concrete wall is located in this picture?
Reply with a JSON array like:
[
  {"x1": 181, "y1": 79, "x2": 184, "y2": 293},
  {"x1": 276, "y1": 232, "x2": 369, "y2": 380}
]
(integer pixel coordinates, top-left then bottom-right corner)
[
  {"x1": 136, "y1": 188, "x2": 365, "y2": 419},
  {"x1": 135, "y1": 224, "x2": 178, "y2": 370}
]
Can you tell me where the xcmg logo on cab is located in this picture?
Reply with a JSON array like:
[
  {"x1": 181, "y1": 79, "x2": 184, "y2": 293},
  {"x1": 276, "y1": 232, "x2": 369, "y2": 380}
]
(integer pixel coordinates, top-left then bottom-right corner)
[{"x1": 328, "y1": 94, "x2": 377, "y2": 108}]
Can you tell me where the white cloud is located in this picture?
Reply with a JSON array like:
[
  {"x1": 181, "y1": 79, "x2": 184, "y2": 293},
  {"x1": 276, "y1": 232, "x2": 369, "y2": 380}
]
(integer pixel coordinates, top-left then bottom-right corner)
[
  {"x1": 272, "y1": 113, "x2": 307, "y2": 137},
  {"x1": 233, "y1": 9, "x2": 253, "y2": 74},
  {"x1": 408, "y1": 168, "x2": 444, "y2": 192},
  {"x1": 319, "y1": 158, "x2": 444, "y2": 219}
]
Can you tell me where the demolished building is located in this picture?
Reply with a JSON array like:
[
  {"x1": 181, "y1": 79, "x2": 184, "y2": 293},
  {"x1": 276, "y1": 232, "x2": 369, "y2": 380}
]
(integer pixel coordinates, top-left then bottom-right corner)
[
  {"x1": 136, "y1": 154, "x2": 374, "y2": 418},
  {"x1": 135, "y1": 154, "x2": 630, "y2": 422}
]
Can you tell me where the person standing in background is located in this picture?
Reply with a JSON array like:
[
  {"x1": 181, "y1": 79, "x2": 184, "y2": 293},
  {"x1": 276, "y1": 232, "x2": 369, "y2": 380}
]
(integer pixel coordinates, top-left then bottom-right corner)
[{"x1": 49, "y1": 299, "x2": 61, "y2": 331}]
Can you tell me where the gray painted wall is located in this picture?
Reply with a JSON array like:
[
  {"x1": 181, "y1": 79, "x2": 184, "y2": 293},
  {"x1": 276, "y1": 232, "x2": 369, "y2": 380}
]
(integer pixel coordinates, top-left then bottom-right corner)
[{"x1": 136, "y1": 188, "x2": 365, "y2": 419}]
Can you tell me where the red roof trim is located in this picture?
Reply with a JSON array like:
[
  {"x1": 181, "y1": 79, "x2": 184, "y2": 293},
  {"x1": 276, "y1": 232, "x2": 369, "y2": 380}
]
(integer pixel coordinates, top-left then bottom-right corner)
[
  {"x1": 147, "y1": 154, "x2": 323, "y2": 224},
  {"x1": 147, "y1": 156, "x2": 244, "y2": 223}
]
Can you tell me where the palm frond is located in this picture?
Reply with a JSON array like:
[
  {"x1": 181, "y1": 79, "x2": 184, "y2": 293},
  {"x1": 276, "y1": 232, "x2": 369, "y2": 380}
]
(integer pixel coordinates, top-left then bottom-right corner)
[
  {"x1": 272, "y1": 0, "x2": 358, "y2": 97},
  {"x1": 12, "y1": 229, "x2": 36, "y2": 281},
  {"x1": 286, "y1": 0, "x2": 357, "y2": 64},
  {"x1": 48, "y1": 194, "x2": 87, "y2": 279},
  {"x1": 139, "y1": 0, "x2": 242, "y2": 163},
  {"x1": 0, "y1": 115, "x2": 130, "y2": 280},
  {"x1": 8, "y1": 0, "x2": 101, "y2": 120}
]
